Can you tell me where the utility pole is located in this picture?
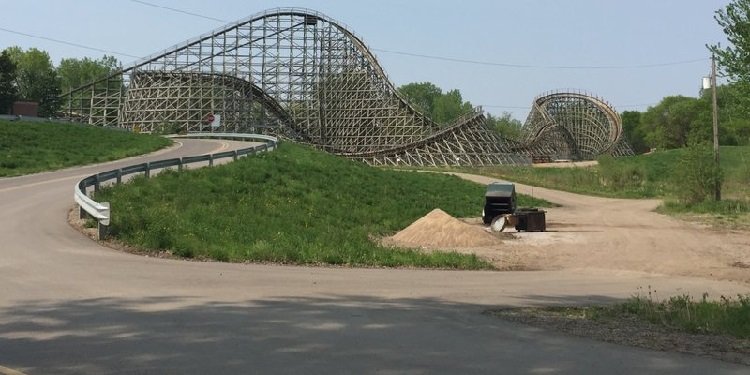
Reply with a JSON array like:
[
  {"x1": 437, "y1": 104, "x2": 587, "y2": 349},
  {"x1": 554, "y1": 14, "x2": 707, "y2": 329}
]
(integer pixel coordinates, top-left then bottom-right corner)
[{"x1": 711, "y1": 54, "x2": 721, "y2": 201}]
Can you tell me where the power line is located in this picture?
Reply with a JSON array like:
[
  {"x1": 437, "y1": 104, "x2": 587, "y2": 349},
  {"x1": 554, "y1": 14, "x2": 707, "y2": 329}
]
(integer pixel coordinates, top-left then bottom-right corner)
[
  {"x1": 1, "y1": 23, "x2": 661, "y2": 113},
  {"x1": 127, "y1": 1, "x2": 709, "y2": 70},
  {"x1": 0, "y1": 2, "x2": 693, "y2": 113},
  {"x1": 4, "y1": 16, "x2": 705, "y2": 72},
  {"x1": 0, "y1": 21, "x2": 702, "y2": 78},
  {"x1": 372, "y1": 48, "x2": 708, "y2": 70},
  {"x1": 0, "y1": 27, "x2": 141, "y2": 59},
  {"x1": 129, "y1": 0, "x2": 226, "y2": 23}
]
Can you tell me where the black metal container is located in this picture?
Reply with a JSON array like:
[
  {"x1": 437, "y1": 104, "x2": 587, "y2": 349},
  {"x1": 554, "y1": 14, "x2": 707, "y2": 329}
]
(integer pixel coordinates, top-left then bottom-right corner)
[
  {"x1": 483, "y1": 182, "x2": 517, "y2": 224},
  {"x1": 514, "y1": 208, "x2": 546, "y2": 232}
]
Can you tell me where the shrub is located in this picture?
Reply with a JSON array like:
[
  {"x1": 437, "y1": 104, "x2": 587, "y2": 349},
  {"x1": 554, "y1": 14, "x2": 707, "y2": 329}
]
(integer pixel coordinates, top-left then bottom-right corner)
[
  {"x1": 152, "y1": 122, "x2": 184, "y2": 135},
  {"x1": 597, "y1": 155, "x2": 646, "y2": 189},
  {"x1": 671, "y1": 143, "x2": 723, "y2": 204}
]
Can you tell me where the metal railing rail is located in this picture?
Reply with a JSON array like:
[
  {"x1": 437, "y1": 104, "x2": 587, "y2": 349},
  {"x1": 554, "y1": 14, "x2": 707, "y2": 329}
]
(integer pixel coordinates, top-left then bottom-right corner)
[{"x1": 74, "y1": 133, "x2": 278, "y2": 239}]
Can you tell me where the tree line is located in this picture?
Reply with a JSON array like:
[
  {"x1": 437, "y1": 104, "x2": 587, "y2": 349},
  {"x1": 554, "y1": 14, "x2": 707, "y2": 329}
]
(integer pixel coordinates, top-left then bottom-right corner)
[
  {"x1": 396, "y1": 78, "x2": 750, "y2": 152},
  {"x1": 397, "y1": 81, "x2": 523, "y2": 139},
  {"x1": 619, "y1": 0, "x2": 750, "y2": 153},
  {"x1": 622, "y1": 83, "x2": 750, "y2": 153},
  {"x1": 0, "y1": 46, "x2": 119, "y2": 117}
]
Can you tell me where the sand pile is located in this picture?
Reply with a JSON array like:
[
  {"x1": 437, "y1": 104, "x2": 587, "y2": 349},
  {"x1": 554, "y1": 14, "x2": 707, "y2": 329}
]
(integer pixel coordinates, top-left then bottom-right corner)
[{"x1": 387, "y1": 209, "x2": 500, "y2": 249}]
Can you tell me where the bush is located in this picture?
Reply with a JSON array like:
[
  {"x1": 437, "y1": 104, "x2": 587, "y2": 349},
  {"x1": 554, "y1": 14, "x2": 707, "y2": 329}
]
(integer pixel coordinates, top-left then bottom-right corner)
[
  {"x1": 671, "y1": 143, "x2": 723, "y2": 204},
  {"x1": 620, "y1": 293, "x2": 750, "y2": 338},
  {"x1": 152, "y1": 122, "x2": 184, "y2": 135},
  {"x1": 597, "y1": 155, "x2": 646, "y2": 189}
]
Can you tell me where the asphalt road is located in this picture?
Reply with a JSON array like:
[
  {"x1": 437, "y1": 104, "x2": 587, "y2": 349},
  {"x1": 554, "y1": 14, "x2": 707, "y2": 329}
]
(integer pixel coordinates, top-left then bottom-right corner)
[{"x1": 1, "y1": 139, "x2": 748, "y2": 374}]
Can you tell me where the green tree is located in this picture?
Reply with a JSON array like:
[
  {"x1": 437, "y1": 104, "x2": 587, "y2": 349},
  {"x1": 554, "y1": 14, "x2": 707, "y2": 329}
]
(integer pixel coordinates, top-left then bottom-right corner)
[
  {"x1": 701, "y1": 82, "x2": 750, "y2": 145},
  {"x1": 640, "y1": 96, "x2": 708, "y2": 150},
  {"x1": 4, "y1": 46, "x2": 61, "y2": 117},
  {"x1": 398, "y1": 82, "x2": 442, "y2": 115},
  {"x1": 398, "y1": 82, "x2": 473, "y2": 126},
  {"x1": 704, "y1": 1, "x2": 750, "y2": 146},
  {"x1": 486, "y1": 112, "x2": 523, "y2": 139},
  {"x1": 620, "y1": 111, "x2": 648, "y2": 153},
  {"x1": 639, "y1": 84, "x2": 750, "y2": 150},
  {"x1": 0, "y1": 50, "x2": 17, "y2": 114},
  {"x1": 432, "y1": 89, "x2": 473, "y2": 124},
  {"x1": 58, "y1": 55, "x2": 119, "y2": 94},
  {"x1": 709, "y1": 0, "x2": 750, "y2": 86}
]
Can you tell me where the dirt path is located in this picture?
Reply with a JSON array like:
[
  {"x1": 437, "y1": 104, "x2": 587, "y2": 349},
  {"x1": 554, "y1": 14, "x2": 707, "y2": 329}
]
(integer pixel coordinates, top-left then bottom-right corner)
[
  {"x1": 533, "y1": 160, "x2": 598, "y2": 168},
  {"x1": 450, "y1": 172, "x2": 750, "y2": 284}
]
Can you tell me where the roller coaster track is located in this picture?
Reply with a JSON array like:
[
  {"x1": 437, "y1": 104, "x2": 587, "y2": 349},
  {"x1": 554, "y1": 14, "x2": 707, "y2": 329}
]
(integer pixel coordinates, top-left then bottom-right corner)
[
  {"x1": 121, "y1": 71, "x2": 303, "y2": 139},
  {"x1": 59, "y1": 8, "x2": 632, "y2": 165},
  {"x1": 517, "y1": 91, "x2": 635, "y2": 160}
]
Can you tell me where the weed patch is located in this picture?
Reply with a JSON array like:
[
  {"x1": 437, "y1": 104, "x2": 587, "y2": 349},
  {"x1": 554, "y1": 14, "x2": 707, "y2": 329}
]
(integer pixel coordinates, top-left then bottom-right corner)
[
  {"x1": 534, "y1": 291, "x2": 750, "y2": 339},
  {"x1": 460, "y1": 146, "x2": 750, "y2": 201},
  {"x1": 616, "y1": 291, "x2": 750, "y2": 339}
]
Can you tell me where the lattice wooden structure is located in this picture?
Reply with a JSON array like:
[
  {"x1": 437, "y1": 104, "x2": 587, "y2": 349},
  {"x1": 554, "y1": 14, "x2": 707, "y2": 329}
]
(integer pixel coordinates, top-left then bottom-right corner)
[
  {"x1": 517, "y1": 91, "x2": 635, "y2": 161},
  {"x1": 59, "y1": 8, "x2": 631, "y2": 165}
]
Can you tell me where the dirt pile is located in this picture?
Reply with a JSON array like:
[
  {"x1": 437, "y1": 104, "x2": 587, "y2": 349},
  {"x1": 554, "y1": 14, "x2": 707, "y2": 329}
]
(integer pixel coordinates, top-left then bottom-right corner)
[{"x1": 387, "y1": 209, "x2": 500, "y2": 249}]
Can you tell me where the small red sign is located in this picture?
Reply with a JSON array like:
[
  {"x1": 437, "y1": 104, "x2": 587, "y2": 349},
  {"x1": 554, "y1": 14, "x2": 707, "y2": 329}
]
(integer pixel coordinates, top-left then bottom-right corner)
[{"x1": 206, "y1": 114, "x2": 215, "y2": 123}]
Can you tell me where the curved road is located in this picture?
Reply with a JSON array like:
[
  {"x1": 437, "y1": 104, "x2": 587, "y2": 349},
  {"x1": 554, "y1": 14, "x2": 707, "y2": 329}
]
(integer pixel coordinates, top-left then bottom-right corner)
[{"x1": 0, "y1": 140, "x2": 748, "y2": 374}]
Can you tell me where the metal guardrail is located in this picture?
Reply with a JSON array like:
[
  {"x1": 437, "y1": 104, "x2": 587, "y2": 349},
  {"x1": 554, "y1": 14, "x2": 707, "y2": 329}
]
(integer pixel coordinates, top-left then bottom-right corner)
[{"x1": 74, "y1": 133, "x2": 278, "y2": 239}]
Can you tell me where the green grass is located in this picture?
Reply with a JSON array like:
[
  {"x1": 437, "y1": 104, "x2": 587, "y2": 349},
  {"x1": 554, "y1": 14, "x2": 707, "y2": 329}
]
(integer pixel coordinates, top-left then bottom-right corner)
[
  {"x1": 460, "y1": 154, "x2": 670, "y2": 199},
  {"x1": 462, "y1": 146, "x2": 750, "y2": 200},
  {"x1": 617, "y1": 293, "x2": 750, "y2": 338},
  {"x1": 563, "y1": 292, "x2": 750, "y2": 339},
  {"x1": 660, "y1": 199, "x2": 750, "y2": 216},
  {"x1": 457, "y1": 147, "x2": 750, "y2": 227},
  {"x1": 463, "y1": 164, "x2": 660, "y2": 199},
  {"x1": 0, "y1": 119, "x2": 172, "y2": 177},
  {"x1": 657, "y1": 200, "x2": 750, "y2": 230},
  {"x1": 515, "y1": 194, "x2": 557, "y2": 208},
  {"x1": 95, "y1": 143, "x2": 552, "y2": 268}
]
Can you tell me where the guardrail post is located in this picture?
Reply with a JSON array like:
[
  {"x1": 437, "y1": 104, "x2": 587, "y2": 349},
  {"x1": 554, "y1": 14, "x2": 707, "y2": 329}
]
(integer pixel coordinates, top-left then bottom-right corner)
[
  {"x1": 145, "y1": 162, "x2": 151, "y2": 179},
  {"x1": 94, "y1": 175, "x2": 101, "y2": 192},
  {"x1": 233, "y1": 150, "x2": 238, "y2": 161},
  {"x1": 116, "y1": 169, "x2": 122, "y2": 184},
  {"x1": 209, "y1": 154, "x2": 214, "y2": 167},
  {"x1": 79, "y1": 204, "x2": 87, "y2": 219},
  {"x1": 178, "y1": 157, "x2": 184, "y2": 171},
  {"x1": 98, "y1": 222, "x2": 109, "y2": 240},
  {"x1": 97, "y1": 202, "x2": 110, "y2": 240}
]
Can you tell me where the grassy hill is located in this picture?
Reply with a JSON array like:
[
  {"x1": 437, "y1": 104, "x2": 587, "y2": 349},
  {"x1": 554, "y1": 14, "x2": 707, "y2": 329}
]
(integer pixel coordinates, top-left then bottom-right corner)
[
  {"x1": 0, "y1": 119, "x2": 171, "y2": 177},
  {"x1": 94, "y1": 143, "x2": 551, "y2": 268}
]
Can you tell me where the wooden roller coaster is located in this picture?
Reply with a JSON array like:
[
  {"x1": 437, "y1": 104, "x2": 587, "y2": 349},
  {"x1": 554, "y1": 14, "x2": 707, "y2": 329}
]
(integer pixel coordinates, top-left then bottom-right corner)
[{"x1": 59, "y1": 8, "x2": 633, "y2": 166}]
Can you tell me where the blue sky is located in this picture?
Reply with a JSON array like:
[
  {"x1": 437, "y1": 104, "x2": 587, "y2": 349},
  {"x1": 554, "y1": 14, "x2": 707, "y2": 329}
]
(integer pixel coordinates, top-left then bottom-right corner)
[{"x1": 0, "y1": 0, "x2": 731, "y2": 120}]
